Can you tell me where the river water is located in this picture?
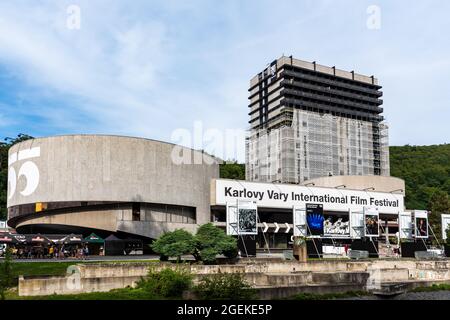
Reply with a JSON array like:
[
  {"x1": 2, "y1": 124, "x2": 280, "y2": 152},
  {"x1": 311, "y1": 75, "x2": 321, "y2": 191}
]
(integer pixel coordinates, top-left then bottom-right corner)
[{"x1": 343, "y1": 291, "x2": 450, "y2": 300}]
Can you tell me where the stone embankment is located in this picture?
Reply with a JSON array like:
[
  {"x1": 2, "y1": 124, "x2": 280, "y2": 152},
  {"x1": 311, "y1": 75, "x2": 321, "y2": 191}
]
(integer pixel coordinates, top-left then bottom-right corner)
[{"x1": 18, "y1": 259, "x2": 450, "y2": 299}]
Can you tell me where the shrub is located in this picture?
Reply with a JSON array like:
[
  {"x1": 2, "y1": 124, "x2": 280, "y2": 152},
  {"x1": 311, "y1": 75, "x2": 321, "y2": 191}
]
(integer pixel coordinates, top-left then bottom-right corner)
[
  {"x1": 194, "y1": 272, "x2": 257, "y2": 300},
  {"x1": 194, "y1": 223, "x2": 238, "y2": 264},
  {"x1": 0, "y1": 248, "x2": 14, "y2": 300},
  {"x1": 151, "y1": 229, "x2": 196, "y2": 262},
  {"x1": 137, "y1": 267, "x2": 192, "y2": 299}
]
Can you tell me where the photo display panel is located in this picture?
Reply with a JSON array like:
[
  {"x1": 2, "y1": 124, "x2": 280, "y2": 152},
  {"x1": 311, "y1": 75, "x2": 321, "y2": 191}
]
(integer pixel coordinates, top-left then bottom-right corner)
[
  {"x1": 323, "y1": 213, "x2": 350, "y2": 237},
  {"x1": 364, "y1": 207, "x2": 379, "y2": 237},
  {"x1": 226, "y1": 202, "x2": 238, "y2": 236},
  {"x1": 306, "y1": 203, "x2": 324, "y2": 236},
  {"x1": 399, "y1": 212, "x2": 413, "y2": 240},
  {"x1": 237, "y1": 200, "x2": 258, "y2": 235},
  {"x1": 293, "y1": 206, "x2": 307, "y2": 237},
  {"x1": 414, "y1": 210, "x2": 428, "y2": 239},
  {"x1": 350, "y1": 210, "x2": 364, "y2": 239},
  {"x1": 442, "y1": 214, "x2": 450, "y2": 240}
]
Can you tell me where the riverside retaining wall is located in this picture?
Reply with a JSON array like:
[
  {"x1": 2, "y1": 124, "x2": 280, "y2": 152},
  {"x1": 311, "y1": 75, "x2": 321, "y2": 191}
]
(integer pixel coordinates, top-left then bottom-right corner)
[{"x1": 18, "y1": 259, "x2": 450, "y2": 297}]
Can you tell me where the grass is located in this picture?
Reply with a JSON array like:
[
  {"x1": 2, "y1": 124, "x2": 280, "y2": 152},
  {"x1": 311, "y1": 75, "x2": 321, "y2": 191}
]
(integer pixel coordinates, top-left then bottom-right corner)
[
  {"x1": 5, "y1": 287, "x2": 161, "y2": 300},
  {"x1": 411, "y1": 284, "x2": 450, "y2": 293},
  {"x1": 291, "y1": 291, "x2": 370, "y2": 300},
  {"x1": 6, "y1": 260, "x2": 159, "y2": 287}
]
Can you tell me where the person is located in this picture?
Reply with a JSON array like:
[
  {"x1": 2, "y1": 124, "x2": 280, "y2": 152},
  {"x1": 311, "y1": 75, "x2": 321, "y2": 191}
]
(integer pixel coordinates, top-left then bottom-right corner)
[
  {"x1": 417, "y1": 219, "x2": 427, "y2": 237},
  {"x1": 84, "y1": 246, "x2": 89, "y2": 259},
  {"x1": 344, "y1": 244, "x2": 349, "y2": 256},
  {"x1": 49, "y1": 246, "x2": 54, "y2": 258}
]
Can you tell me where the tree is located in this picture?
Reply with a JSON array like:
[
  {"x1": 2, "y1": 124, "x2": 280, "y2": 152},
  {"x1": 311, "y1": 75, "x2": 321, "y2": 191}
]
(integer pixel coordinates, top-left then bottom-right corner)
[
  {"x1": 427, "y1": 190, "x2": 450, "y2": 242},
  {"x1": 0, "y1": 248, "x2": 14, "y2": 300},
  {"x1": 390, "y1": 144, "x2": 450, "y2": 210},
  {"x1": 194, "y1": 272, "x2": 256, "y2": 300},
  {"x1": 219, "y1": 162, "x2": 245, "y2": 180},
  {"x1": 194, "y1": 223, "x2": 238, "y2": 264},
  {"x1": 151, "y1": 229, "x2": 196, "y2": 262}
]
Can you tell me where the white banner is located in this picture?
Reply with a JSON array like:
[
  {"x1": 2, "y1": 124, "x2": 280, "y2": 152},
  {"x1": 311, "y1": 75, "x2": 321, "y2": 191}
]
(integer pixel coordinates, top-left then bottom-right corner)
[
  {"x1": 350, "y1": 210, "x2": 364, "y2": 239},
  {"x1": 442, "y1": 214, "x2": 450, "y2": 240},
  {"x1": 293, "y1": 206, "x2": 307, "y2": 237},
  {"x1": 214, "y1": 180, "x2": 404, "y2": 214},
  {"x1": 399, "y1": 212, "x2": 413, "y2": 240},
  {"x1": 226, "y1": 202, "x2": 238, "y2": 236}
]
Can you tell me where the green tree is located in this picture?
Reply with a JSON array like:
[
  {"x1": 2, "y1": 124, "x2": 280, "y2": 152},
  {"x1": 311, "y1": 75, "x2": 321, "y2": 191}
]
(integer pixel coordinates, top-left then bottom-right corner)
[
  {"x1": 427, "y1": 190, "x2": 450, "y2": 241},
  {"x1": 390, "y1": 144, "x2": 450, "y2": 210},
  {"x1": 136, "y1": 267, "x2": 192, "y2": 299},
  {"x1": 219, "y1": 162, "x2": 245, "y2": 180},
  {"x1": 194, "y1": 223, "x2": 238, "y2": 264},
  {"x1": 151, "y1": 229, "x2": 196, "y2": 262},
  {"x1": 0, "y1": 248, "x2": 14, "y2": 300},
  {"x1": 194, "y1": 272, "x2": 256, "y2": 300}
]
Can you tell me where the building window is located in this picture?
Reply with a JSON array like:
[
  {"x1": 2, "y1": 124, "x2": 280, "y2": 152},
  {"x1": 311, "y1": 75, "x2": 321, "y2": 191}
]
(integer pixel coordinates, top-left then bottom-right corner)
[{"x1": 132, "y1": 203, "x2": 141, "y2": 221}]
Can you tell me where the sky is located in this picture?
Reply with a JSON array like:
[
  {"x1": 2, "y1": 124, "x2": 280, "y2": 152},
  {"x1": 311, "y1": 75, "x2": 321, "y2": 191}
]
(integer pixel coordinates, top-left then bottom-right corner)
[{"x1": 0, "y1": 0, "x2": 449, "y2": 162}]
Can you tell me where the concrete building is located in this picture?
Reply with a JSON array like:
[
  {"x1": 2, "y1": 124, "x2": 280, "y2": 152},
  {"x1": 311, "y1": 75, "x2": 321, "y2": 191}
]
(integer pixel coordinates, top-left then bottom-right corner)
[
  {"x1": 246, "y1": 56, "x2": 389, "y2": 184},
  {"x1": 5, "y1": 134, "x2": 407, "y2": 252},
  {"x1": 211, "y1": 175, "x2": 405, "y2": 249},
  {"x1": 7, "y1": 135, "x2": 219, "y2": 241}
]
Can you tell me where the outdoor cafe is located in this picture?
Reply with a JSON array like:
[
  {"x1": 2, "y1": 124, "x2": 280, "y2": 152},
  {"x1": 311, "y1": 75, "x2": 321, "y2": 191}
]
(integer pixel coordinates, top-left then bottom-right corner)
[{"x1": 0, "y1": 232, "x2": 106, "y2": 259}]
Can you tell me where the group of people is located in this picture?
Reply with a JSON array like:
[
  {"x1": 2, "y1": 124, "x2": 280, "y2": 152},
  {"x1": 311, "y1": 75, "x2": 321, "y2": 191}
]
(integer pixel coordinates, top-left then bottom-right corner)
[{"x1": 9, "y1": 244, "x2": 91, "y2": 259}]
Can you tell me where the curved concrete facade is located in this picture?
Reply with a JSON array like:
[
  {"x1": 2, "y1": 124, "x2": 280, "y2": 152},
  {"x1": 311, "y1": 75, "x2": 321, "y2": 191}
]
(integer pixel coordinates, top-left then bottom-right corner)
[
  {"x1": 303, "y1": 175, "x2": 405, "y2": 195},
  {"x1": 7, "y1": 135, "x2": 219, "y2": 239}
]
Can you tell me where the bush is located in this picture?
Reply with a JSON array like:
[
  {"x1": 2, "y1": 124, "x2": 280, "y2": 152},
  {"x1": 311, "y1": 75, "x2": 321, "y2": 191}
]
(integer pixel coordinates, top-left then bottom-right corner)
[
  {"x1": 194, "y1": 272, "x2": 256, "y2": 300},
  {"x1": 0, "y1": 248, "x2": 14, "y2": 300},
  {"x1": 199, "y1": 247, "x2": 218, "y2": 265},
  {"x1": 151, "y1": 229, "x2": 196, "y2": 262},
  {"x1": 194, "y1": 223, "x2": 238, "y2": 264},
  {"x1": 137, "y1": 267, "x2": 192, "y2": 299}
]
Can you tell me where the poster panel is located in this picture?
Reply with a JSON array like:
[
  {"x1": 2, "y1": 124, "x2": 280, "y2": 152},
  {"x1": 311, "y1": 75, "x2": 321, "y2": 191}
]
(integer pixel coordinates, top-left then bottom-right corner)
[
  {"x1": 226, "y1": 202, "x2": 238, "y2": 236},
  {"x1": 323, "y1": 213, "x2": 350, "y2": 238},
  {"x1": 237, "y1": 200, "x2": 258, "y2": 235},
  {"x1": 399, "y1": 212, "x2": 413, "y2": 240},
  {"x1": 293, "y1": 206, "x2": 307, "y2": 237},
  {"x1": 364, "y1": 207, "x2": 379, "y2": 237},
  {"x1": 306, "y1": 203, "x2": 324, "y2": 236},
  {"x1": 350, "y1": 210, "x2": 364, "y2": 239},
  {"x1": 414, "y1": 210, "x2": 428, "y2": 239},
  {"x1": 442, "y1": 214, "x2": 450, "y2": 240}
]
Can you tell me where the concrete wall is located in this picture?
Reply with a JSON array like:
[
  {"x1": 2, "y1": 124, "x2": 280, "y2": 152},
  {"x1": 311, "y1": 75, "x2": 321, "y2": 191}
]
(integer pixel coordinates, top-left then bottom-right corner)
[
  {"x1": 18, "y1": 259, "x2": 450, "y2": 297},
  {"x1": 7, "y1": 135, "x2": 219, "y2": 235}
]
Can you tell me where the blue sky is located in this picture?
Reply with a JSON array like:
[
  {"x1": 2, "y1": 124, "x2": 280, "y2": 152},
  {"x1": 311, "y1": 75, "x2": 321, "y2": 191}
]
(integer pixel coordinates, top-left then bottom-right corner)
[{"x1": 1, "y1": 0, "x2": 449, "y2": 161}]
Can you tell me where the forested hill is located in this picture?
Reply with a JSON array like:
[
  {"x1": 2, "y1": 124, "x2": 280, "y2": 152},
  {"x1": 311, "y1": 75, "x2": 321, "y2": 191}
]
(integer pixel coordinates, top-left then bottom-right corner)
[{"x1": 390, "y1": 144, "x2": 450, "y2": 210}]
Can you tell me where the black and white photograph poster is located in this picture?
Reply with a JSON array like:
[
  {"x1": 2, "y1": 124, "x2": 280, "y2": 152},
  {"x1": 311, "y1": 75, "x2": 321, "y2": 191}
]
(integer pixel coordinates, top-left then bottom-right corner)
[{"x1": 237, "y1": 200, "x2": 258, "y2": 235}]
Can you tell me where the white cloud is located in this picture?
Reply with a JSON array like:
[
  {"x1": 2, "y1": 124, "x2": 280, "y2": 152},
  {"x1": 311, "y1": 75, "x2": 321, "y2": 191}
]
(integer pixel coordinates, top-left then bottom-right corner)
[{"x1": 0, "y1": 0, "x2": 450, "y2": 160}]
